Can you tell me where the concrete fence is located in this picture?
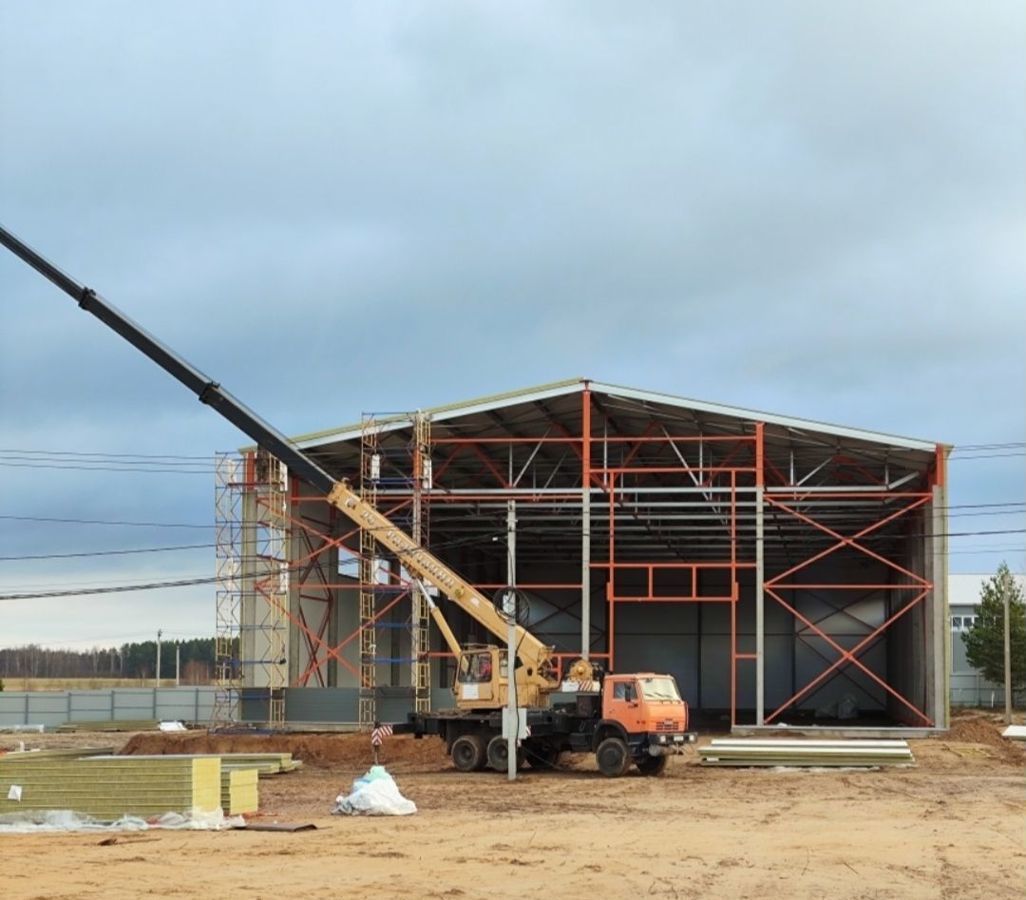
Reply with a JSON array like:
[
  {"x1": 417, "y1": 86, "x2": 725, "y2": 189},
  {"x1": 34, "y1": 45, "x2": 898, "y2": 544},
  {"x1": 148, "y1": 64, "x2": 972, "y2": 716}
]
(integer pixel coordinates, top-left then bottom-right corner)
[{"x1": 0, "y1": 687, "x2": 218, "y2": 729}]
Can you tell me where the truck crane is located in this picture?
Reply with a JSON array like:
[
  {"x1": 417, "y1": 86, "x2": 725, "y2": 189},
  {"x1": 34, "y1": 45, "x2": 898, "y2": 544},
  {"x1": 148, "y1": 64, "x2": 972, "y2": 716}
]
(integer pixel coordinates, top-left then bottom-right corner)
[{"x1": 0, "y1": 224, "x2": 691, "y2": 777}]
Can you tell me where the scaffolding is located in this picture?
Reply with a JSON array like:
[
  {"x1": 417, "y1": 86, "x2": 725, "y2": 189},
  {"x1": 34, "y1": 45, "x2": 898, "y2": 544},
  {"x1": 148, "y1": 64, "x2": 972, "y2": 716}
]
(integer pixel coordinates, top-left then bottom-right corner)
[
  {"x1": 355, "y1": 412, "x2": 433, "y2": 728},
  {"x1": 410, "y1": 412, "x2": 432, "y2": 713},
  {"x1": 212, "y1": 453, "x2": 242, "y2": 726},
  {"x1": 358, "y1": 418, "x2": 381, "y2": 730},
  {"x1": 249, "y1": 450, "x2": 290, "y2": 728}
]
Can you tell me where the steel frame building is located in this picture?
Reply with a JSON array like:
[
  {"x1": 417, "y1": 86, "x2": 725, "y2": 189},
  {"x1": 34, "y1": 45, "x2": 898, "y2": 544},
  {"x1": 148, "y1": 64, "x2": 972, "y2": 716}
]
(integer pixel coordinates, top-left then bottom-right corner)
[{"x1": 216, "y1": 379, "x2": 950, "y2": 732}]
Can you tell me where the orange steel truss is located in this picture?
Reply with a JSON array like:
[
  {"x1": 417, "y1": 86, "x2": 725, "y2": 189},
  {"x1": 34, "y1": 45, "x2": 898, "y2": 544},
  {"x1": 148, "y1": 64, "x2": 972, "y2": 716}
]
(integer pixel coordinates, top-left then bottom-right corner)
[
  {"x1": 226, "y1": 386, "x2": 942, "y2": 729},
  {"x1": 762, "y1": 491, "x2": 934, "y2": 726}
]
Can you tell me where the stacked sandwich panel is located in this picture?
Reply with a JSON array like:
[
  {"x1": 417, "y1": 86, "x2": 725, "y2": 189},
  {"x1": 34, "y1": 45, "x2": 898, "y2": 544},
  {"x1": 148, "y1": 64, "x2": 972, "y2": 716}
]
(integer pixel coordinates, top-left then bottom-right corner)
[
  {"x1": 0, "y1": 747, "x2": 113, "y2": 761},
  {"x1": 221, "y1": 768, "x2": 260, "y2": 815},
  {"x1": 698, "y1": 738, "x2": 914, "y2": 767},
  {"x1": 219, "y1": 752, "x2": 302, "y2": 775},
  {"x1": 0, "y1": 754, "x2": 221, "y2": 819}
]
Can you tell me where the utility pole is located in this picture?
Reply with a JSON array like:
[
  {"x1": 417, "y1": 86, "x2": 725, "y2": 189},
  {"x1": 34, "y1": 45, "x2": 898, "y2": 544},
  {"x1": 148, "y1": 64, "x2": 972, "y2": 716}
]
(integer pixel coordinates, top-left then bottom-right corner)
[
  {"x1": 155, "y1": 629, "x2": 162, "y2": 688},
  {"x1": 175, "y1": 642, "x2": 181, "y2": 687},
  {"x1": 506, "y1": 500, "x2": 517, "y2": 783},
  {"x1": 1004, "y1": 585, "x2": 1012, "y2": 725}
]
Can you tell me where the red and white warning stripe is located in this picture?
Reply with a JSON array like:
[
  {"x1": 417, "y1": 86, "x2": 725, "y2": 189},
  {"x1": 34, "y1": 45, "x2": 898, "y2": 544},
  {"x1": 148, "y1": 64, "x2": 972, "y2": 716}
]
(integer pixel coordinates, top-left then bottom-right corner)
[{"x1": 371, "y1": 724, "x2": 393, "y2": 747}]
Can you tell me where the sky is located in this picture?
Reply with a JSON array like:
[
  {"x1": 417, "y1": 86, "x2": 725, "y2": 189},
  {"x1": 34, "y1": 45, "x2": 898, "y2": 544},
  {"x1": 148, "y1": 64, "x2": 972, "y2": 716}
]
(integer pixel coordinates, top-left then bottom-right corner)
[{"x1": 1, "y1": 2, "x2": 1023, "y2": 649}]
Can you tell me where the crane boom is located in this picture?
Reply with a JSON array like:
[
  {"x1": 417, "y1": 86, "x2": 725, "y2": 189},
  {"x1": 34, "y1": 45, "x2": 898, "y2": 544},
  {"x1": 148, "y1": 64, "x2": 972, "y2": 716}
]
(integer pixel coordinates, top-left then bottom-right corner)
[{"x1": 0, "y1": 224, "x2": 557, "y2": 688}]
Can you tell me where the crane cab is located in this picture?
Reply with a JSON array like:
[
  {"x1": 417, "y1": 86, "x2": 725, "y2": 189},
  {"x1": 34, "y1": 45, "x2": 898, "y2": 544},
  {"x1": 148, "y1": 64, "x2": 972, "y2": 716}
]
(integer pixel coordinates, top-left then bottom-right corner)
[{"x1": 450, "y1": 645, "x2": 552, "y2": 711}]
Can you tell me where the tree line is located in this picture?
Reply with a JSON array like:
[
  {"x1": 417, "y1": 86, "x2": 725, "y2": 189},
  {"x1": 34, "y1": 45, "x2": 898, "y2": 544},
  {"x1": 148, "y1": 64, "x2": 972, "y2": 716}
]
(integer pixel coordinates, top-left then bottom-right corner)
[{"x1": 0, "y1": 637, "x2": 217, "y2": 683}]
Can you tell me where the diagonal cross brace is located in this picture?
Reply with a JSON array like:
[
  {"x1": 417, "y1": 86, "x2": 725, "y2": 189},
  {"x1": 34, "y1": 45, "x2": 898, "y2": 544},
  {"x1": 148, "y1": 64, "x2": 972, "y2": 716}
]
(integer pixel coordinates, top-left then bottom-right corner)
[{"x1": 764, "y1": 585, "x2": 932, "y2": 725}]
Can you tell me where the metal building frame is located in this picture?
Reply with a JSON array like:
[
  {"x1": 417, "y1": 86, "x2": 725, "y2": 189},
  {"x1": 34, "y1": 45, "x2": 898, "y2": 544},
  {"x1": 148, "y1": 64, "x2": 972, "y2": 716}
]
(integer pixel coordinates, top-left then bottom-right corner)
[{"x1": 224, "y1": 380, "x2": 948, "y2": 730}]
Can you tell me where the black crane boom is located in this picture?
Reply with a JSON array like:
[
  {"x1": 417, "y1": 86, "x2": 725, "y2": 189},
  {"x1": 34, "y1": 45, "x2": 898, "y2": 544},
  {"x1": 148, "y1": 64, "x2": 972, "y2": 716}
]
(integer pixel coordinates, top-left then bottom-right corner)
[{"x1": 0, "y1": 224, "x2": 336, "y2": 493}]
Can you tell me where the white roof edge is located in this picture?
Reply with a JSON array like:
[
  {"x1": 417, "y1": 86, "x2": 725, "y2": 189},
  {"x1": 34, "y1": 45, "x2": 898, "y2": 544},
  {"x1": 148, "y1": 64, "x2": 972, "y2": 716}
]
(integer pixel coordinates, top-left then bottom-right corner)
[
  {"x1": 284, "y1": 378, "x2": 938, "y2": 453},
  {"x1": 589, "y1": 382, "x2": 939, "y2": 452},
  {"x1": 292, "y1": 381, "x2": 585, "y2": 450}
]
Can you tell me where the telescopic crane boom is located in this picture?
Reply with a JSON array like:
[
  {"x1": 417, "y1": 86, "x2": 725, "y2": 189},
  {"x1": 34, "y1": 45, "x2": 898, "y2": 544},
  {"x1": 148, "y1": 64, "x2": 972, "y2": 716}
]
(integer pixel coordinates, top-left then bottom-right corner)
[{"x1": 0, "y1": 224, "x2": 560, "y2": 706}]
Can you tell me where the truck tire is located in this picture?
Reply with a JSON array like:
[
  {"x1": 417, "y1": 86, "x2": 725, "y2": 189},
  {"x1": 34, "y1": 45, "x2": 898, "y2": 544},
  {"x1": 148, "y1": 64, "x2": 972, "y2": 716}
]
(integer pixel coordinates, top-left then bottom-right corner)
[
  {"x1": 451, "y1": 734, "x2": 486, "y2": 773},
  {"x1": 596, "y1": 736, "x2": 630, "y2": 777},
  {"x1": 486, "y1": 735, "x2": 523, "y2": 772},
  {"x1": 636, "y1": 753, "x2": 668, "y2": 776}
]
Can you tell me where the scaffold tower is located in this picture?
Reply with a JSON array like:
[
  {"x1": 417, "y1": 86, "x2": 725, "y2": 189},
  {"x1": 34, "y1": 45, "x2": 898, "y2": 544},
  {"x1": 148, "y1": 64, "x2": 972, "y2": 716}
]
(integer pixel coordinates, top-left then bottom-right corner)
[
  {"x1": 212, "y1": 453, "x2": 242, "y2": 726},
  {"x1": 251, "y1": 450, "x2": 290, "y2": 728},
  {"x1": 410, "y1": 411, "x2": 433, "y2": 713},
  {"x1": 358, "y1": 418, "x2": 381, "y2": 730}
]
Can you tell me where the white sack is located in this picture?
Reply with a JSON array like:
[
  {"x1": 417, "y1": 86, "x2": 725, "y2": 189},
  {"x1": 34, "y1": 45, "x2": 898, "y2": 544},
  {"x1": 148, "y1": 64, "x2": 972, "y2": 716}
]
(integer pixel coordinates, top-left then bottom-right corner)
[{"x1": 333, "y1": 766, "x2": 416, "y2": 816}]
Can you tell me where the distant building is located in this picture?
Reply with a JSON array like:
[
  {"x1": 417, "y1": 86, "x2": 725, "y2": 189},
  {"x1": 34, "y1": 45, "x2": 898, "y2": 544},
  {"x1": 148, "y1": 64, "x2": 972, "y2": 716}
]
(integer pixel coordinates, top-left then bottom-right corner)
[{"x1": 949, "y1": 572, "x2": 1026, "y2": 707}]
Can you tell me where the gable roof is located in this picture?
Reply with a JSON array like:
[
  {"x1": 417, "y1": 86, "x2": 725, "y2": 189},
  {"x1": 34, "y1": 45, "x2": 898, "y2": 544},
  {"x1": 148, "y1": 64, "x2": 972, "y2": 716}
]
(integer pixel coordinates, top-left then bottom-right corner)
[{"x1": 278, "y1": 377, "x2": 939, "y2": 454}]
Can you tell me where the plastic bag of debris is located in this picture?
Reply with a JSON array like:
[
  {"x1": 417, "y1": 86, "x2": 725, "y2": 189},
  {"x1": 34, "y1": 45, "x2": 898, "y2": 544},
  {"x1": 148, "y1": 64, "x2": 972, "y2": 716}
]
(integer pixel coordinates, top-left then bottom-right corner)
[
  {"x1": 332, "y1": 765, "x2": 416, "y2": 816},
  {"x1": 0, "y1": 808, "x2": 244, "y2": 833}
]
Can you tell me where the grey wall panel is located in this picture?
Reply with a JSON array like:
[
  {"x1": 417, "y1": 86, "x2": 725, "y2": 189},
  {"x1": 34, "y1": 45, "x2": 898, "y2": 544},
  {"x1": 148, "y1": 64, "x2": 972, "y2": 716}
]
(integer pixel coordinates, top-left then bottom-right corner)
[
  {"x1": 284, "y1": 687, "x2": 357, "y2": 722},
  {"x1": 700, "y1": 635, "x2": 731, "y2": 708},
  {"x1": 0, "y1": 688, "x2": 219, "y2": 728},
  {"x1": 613, "y1": 633, "x2": 699, "y2": 706},
  {"x1": 763, "y1": 635, "x2": 797, "y2": 708}
]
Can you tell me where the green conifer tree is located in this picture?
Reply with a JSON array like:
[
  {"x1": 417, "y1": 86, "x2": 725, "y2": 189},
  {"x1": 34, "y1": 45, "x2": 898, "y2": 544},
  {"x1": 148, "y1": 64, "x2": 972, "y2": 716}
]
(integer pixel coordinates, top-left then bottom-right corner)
[{"x1": 962, "y1": 562, "x2": 1026, "y2": 692}]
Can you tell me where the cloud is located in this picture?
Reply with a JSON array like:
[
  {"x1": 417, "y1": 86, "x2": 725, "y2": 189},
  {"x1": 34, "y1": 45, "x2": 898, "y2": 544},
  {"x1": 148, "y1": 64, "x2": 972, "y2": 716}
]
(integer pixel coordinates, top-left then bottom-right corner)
[{"x1": 1, "y1": 2, "x2": 1023, "y2": 645}]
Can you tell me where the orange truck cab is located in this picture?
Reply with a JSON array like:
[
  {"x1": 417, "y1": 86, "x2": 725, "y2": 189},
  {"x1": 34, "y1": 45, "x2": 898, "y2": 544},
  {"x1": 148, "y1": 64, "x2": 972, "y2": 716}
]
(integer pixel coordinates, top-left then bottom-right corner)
[{"x1": 588, "y1": 672, "x2": 691, "y2": 776}]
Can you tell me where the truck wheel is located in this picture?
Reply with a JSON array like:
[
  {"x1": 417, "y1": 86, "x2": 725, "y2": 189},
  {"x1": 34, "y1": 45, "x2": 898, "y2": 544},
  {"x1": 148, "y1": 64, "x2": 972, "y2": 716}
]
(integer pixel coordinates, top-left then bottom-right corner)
[
  {"x1": 636, "y1": 754, "x2": 668, "y2": 776},
  {"x1": 486, "y1": 735, "x2": 523, "y2": 772},
  {"x1": 596, "y1": 737, "x2": 630, "y2": 777},
  {"x1": 451, "y1": 734, "x2": 486, "y2": 773}
]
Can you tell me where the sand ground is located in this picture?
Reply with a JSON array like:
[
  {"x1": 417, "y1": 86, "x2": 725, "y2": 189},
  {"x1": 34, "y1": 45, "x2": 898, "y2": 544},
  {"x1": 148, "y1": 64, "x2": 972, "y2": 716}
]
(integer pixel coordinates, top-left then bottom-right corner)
[{"x1": 1, "y1": 710, "x2": 1023, "y2": 899}]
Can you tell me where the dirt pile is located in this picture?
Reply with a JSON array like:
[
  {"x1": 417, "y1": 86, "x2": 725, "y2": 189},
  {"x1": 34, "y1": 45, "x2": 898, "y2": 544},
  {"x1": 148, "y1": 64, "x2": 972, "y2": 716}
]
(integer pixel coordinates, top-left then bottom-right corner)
[
  {"x1": 946, "y1": 709, "x2": 1026, "y2": 765},
  {"x1": 120, "y1": 731, "x2": 449, "y2": 768}
]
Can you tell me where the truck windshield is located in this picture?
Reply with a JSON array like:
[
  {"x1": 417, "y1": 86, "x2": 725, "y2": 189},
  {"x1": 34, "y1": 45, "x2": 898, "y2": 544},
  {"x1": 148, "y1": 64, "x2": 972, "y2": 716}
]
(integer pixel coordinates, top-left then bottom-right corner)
[{"x1": 638, "y1": 677, "x2": 681, "y2": 701}]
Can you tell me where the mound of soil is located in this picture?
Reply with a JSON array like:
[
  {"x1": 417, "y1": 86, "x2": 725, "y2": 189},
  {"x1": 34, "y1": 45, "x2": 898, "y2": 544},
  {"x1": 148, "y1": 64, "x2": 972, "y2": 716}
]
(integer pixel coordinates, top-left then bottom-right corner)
[
  {"x1": 946, "y1": 710, "x2": 1026, "y2": 766},
  {"x1": 120, "y1": 731, "x2": 449, "y2": 768}
]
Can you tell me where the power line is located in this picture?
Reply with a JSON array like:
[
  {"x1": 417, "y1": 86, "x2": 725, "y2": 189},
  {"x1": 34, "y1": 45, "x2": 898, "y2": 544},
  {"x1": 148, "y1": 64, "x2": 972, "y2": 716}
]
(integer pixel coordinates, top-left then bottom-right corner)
[
  {"x1": 0, "y1": 543, "x2": 213, "y2": 562},
  {"x1": 0, "y1": 514, "x2": 214, "y2": 529},
  {"x1": 0, "y1": 448, "x2": 211, "y2": 460},
  {"x1": 0, "y1": 462, "x2": 214, "y2": 474},
  {"x1": 0, "y1": 576, "x2": 218, "y2": 601}
]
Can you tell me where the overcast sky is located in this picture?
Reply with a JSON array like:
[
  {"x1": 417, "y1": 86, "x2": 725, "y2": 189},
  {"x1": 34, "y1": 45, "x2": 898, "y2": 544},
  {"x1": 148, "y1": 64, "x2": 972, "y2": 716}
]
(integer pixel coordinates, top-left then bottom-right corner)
[{"x1": 1, "y1": 2, "x2": 1023, "y2": 649}]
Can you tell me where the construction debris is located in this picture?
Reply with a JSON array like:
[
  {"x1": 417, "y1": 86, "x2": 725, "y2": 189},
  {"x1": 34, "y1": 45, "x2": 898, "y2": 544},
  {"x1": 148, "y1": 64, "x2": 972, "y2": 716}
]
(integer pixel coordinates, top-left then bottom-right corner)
[
  {"x1": 333, "y1": 766, "x2": 416, "y2": 816},
  {"x1": 233, "y1": 822, "x2": 318, "y2": 832},
  {"x1": 1001, "y1": 725, "x2": 1026, "y2": 741},
  {"x1": 698, "y1": 738, "x2": 915, "y2": 767},
  {"x1": 57, "y1": 720, "x2": 161, "y2": 733}
]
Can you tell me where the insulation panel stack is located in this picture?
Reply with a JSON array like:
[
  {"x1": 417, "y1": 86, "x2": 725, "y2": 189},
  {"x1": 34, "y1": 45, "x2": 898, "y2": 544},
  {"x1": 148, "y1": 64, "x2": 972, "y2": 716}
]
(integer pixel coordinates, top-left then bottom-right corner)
[
  {"x1": 221, "y1": 768, "x2": 260, "y2": 815},
  {"x1": 217, "y1": 752, "x2": 302, "y2": 775},
  {"x1": 699, "y1": 738, "x2": 915, "y2": 767},
  {"x1": 0, "y1": 754, "x2": 221, "y2": 819}
]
